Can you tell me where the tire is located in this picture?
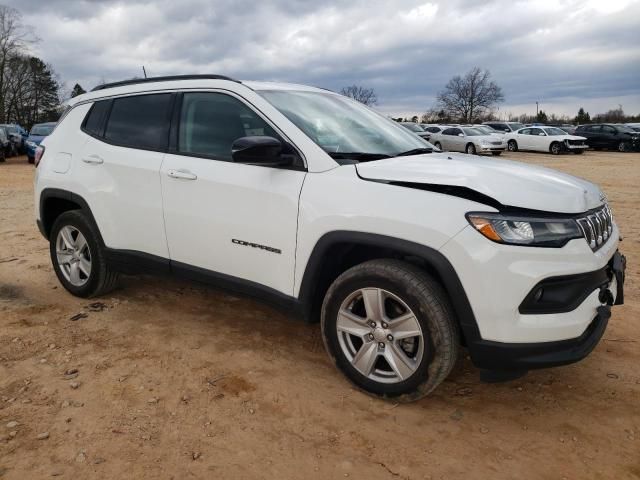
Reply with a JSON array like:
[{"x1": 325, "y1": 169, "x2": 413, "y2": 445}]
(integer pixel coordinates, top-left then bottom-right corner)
[
  {"x1": 573, "y1": 149, "x2": 584, "y2": 155},
  {"x1": 49, "y1": 210, "x2": 119, "y2": 298},
  {"x1": 507, "y1": 140, "x2": 518, "y2": 152},
  {"x1": 434, "y1": 142, "x2": 442, "y2": 151},
  {"x1": 618, "y1": 141, "x2": 627, "y2": 152},
  {"x1": 321, "y1": 259, "x2": 459, "y2": 402},
  {"x1": 550, "y1": 142, "x2": 562, "y2": 155},
  {"x1": 491, "y1": 151, "x2": 502, "y2": 156},
  {"x1": 27, "y1": 156, "x2": 34, "y2": 164},
  {"x1": 466, "y1": 143, "x2": 477, "y2": 155}
]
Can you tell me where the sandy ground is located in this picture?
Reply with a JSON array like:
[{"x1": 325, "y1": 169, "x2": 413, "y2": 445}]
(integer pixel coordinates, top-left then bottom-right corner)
[{"x1": 0, "y1": 151, "x2": 638, "y2": 480}]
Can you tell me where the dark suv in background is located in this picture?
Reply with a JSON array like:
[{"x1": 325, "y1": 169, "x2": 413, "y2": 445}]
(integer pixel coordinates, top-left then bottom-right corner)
[{"x1": 576, "y1": 124, "x2": 639, "y2": 152}]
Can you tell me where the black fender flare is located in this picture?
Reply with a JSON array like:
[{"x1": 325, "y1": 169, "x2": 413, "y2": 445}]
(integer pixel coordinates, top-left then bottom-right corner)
[
  {"x1": 297, "y1": 231, "x2": 481, "y2": 343},
  {"x1": 39, "y1": 188, "x2": 104, "y2": 245}
]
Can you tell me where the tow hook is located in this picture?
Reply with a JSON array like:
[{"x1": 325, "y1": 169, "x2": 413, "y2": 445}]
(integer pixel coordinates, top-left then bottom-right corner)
[{"x1": 599, "y1": 287, "x2": 614, "y2": 306}]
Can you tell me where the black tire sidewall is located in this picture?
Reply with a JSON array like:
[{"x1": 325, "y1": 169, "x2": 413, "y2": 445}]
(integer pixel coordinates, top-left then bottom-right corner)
[
  {"x1": 467, "y1": 143, "x2": 476, "y2": 154},
  {"x1": 322, "y1": 267, "x2": 450, "y2": 398},
  {"x1": 49, "y1": 211, "x2": 105, "y2": 298},
  {"x1": 508, "y1": 140, "x2": 517, "y2": 151}
]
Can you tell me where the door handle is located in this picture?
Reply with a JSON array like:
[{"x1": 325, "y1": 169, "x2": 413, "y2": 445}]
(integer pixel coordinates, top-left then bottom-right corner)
[
  {"x1": 167, "y1": 169, "x2": 197, "y2": 180},
  {"x1": 82, "y1": 154, "x2": 104, "y2": 165}
]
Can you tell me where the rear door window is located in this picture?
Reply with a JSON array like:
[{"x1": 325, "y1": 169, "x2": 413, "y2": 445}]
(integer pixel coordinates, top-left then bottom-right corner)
[
  {"x1": 83, "y1": 100, "x2": 111, "y2": 138},
  {"x1": 104, "y1": 94, "x2": 173, "y2": 150}
]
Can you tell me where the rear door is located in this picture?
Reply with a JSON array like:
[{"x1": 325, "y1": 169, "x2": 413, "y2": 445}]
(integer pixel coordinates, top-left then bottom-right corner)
[
  {"x1": 159, "y1": 91, "x2": 306, "y2": 295},
  {"x1": 76, "y1": 93, "x2": 173, "y2": 258},
  {"x1": 601, "y1": 125, "x2": 617, "y2": 148}
]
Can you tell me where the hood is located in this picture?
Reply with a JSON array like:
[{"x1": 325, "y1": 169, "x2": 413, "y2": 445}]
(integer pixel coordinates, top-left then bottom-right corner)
[
  {"x1": 562, "y1": 135, "x2": 587, "y2": 141},
  {"x1": 355, "y1": 152, "x2": 603, "y2": 214},
  {"x1": 473, "y1": 134, "x2": 504, "y2": 143}
]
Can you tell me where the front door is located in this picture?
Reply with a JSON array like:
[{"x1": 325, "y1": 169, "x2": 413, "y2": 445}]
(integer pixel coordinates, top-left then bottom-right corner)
[{"x1": 160, "y1": 91, "x2": 306, "y2": 296}]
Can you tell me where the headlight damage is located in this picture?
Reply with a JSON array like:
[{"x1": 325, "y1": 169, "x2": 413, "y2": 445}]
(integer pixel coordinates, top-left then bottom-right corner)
[{"x1": 467, "y1": 212, "x2": 584, "y2": 247}]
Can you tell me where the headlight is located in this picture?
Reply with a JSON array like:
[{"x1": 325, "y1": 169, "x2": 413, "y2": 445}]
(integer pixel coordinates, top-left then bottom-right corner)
[
  {"x1": 466, "y1": 212, "x2": 583, "y2": 247},
  {"x1": 26, "y1": 141, "x2": 37, "y2": 148}
]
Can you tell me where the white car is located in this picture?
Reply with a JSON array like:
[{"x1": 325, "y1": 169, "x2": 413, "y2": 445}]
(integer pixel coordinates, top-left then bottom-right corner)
[
  {"x1": 505, "y1": 126, "x2": 589, "y2": 155},
  {"x1": 430, "y1": 126, "x2": 506, "y2": 155},
  {"x1": 34, "y1": 75, "x2": 625, "y2": 401}
]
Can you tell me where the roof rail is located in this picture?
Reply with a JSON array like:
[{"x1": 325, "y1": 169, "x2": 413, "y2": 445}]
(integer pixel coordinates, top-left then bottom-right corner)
[{"x1": 91, "y1": 74, "x2": 241, "y2": 92}]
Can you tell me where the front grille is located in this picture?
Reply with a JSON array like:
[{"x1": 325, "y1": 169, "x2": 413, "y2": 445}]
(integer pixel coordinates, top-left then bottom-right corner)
[
  {"x1": 576, "y1": 204, "x2": 614, "y2": 251},
  {"x1": 567, "y1": 139, "x2": 586, "y2": 146},
  {"x1": 490, "y1": 141, "x2": 503, "y2": 145}
]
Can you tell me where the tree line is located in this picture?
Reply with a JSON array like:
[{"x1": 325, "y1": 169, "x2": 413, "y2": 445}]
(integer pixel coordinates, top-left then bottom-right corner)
[{"x1": 0, "y1": 5, "x2": 63, "y2": 128}]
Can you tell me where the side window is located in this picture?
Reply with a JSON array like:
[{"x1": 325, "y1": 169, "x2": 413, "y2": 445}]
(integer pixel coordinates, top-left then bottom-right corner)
[
  {"x1": 442, "y1": 128, "x2": 455, "y2": 135},
  {"x1": 452, "y1": 128, "x2": 462, "y2": 135},
  {"x1": 602, "y1": 126, "x2": 616, "y2": 134},
  {"x1": 104, "y1": 94, "x2": 172, "y2": 150},
  {"x1": 83, "y1": 100, "x2": 111, "y2": 138},
  {"x1": 519, "y1": 128, "x2": 531, "y2": 135},
  {"x1": 178, "y1": 92, "x2": 279, "y2": 161},
  {"x1": 530, "y1": 128, "x2": 544, "y2": 136}
]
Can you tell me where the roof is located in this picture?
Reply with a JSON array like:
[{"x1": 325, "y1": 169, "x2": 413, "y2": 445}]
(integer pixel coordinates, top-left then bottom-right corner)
[{"x1": 68, "y1": 76, "x2": 332, "y2": 107}]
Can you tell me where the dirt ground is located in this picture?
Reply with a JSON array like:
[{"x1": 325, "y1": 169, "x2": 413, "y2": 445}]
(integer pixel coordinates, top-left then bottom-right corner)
[{"x1": 0, "y1": 150, "x2": 638, "y2": 480}]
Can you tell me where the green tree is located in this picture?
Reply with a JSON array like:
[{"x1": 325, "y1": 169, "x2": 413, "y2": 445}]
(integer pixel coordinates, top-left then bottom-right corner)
[
  {"x1": 70, "y1": 83, "x2": 85, "y2": 97},
  {"x1": 575, "y1": 107, "x2": 590, "y2": 124},
  {"x1": 536, "y1": 110, "x2": 548, "y2": 123}
]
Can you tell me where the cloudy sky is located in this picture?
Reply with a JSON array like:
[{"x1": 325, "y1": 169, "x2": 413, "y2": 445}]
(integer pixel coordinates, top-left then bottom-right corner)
[{"x1": 9, "y1": 0, "x2": 640, "y2": 118}]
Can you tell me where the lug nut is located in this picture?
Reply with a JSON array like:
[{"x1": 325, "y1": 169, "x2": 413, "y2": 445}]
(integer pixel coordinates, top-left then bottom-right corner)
[
  {"x1": 387, "y1": 334, "x2": 393, "y2": 341},
  {"x1": 378, "y1": 342, "x2": 385, "y2": 349},
  {"x1": 368, "y1": 333, "x2": 375, "y2": 340},
  {"x1": 381, "y1": 322, "x2": 388, "y2": 329}
]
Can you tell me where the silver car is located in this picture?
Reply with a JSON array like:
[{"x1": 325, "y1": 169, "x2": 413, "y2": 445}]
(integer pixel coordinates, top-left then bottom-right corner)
[{"x1": 430, "y1": 126, "x2": 506, "y2": 155}]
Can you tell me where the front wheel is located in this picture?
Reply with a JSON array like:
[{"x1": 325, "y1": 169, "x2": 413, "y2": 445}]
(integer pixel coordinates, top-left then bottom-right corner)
[
  {"x1": 491, "y1": 151, "x2": 502, "y2": 156},
  {"x1": 466, "y1": 143, "x2": 477, "y2": 155},
  {"x1": 507, "y1": 140, "x2": 518, "y2": 152},
  {"x1": 550, "y1": 142, "x2": 562, "y2": 155},
  {"x1": 27, "y1": 156, "x2": 34, "y2": 164},
  {"x1": 321, "y1": 259, "x2": 459, "y2": 402},
  {"x1": 573, "y1": 149, "x2": 584, "y2": 155},
  {"x1": 433, "y1": 142, "x2": 442, "y2": 151},
  {"x1": 618, "y1": 141, "x2": 627, "y2": 152},
  {"x1": 50, "y1": 210, "x2": 119, "y2": 298}
]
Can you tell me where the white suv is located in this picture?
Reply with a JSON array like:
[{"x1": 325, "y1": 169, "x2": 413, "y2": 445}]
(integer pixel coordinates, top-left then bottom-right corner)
[{"x1": 34, "y1": 75, "x2": 626, "y2": 401}]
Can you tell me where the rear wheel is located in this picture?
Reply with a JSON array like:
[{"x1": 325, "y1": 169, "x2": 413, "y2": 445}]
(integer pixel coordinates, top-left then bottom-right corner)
[
  {"x1": 507, "y1": 140, "x2": 518, "y2": 152},
  {"x1": 433, "y1": 142, "x2": 442, "y2": 151},
  {"x1": 27, "y1": 156, "x2": 34, "y2": 164},
  {"x1": 50, "y1": 210, "x2": 119, "y2": 298},
  {"x1": 550, "y1": 142, "x2": 562, "y2": 155},
  {"x1": 321, "y1": 259, "x2": 459, "y2": 402},
  {"x1": 573, "y1": 149, "x2": 584, "y2": 155},
  {"x1": 491, "y1": 151, "x2": 502, "y2": 156},
  {"x1": 466, "y1": 143, "x2": 477, "y2": 155}
]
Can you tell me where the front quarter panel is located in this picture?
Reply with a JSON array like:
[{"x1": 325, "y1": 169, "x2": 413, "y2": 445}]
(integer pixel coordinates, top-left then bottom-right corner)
[{"x1": 294, "y1": 165, "x2": 491, "y2": 295}]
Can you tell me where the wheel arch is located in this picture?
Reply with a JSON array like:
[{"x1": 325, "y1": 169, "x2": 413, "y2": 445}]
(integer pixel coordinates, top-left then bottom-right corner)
[
  {"x1": 39, "y1": 188, "x2": 104, "y2": 244},
  {"x1": 297, "y1": 231, "x2": 480, "y2": 344}
]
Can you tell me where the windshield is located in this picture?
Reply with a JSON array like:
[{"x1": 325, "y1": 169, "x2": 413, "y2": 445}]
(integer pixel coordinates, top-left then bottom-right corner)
[
  {"x1": 543, "y1": 127, "x2": 568, "y2": 136},
  {"x1": 618, "y1": 126, "x2": 636, "y2": 134},
  {"x1": 462, "y1": 127, "x2": 484, "y2": 136},
  {"x1": 258, "y1": 90, "x2": 433, "y2": 160},
  {"x1": 31, "y1": 125, "x2": 54, "y2": 136},
  {"x1": 509, "y1": 123, "x2": 525, "y2": 131},
  {"x1": 473, "y1": 126, "x2": 495, "y2": 134}
]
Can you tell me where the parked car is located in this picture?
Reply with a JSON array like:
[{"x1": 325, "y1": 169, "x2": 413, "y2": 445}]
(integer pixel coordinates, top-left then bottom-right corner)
[
  {"x1": 0, "y1": 127, "x2": 9, "y2": 162},
  {"x1": 418, "y1": 124, "x2": 447, "y2": 141},
  {"x1": 625, "y1": 123, "x2": 640, "y2": 132},
  {"x1": 399, "y1": 122, "x2": 430, "y2": 140},
  {"x1": 0, "y1": 123, "x2": 28, "y2": 154},
  {"x1": 505, "y1": 126, "x2": 588, "y2": 155},
  {"x1": 34, "y1": 75, "x2": 625, "y2": 400},
  {"x1": 575, "y1": 124, "x2": 639, "y2": 152},
  {"x1": 482, "y1": 121, "x2": 526, "y2": 133},
  {"x1": 26, "y1": 122, "x2": 57, "y2": 164},
  {"x1": 430, "y1": 126, "x2": 505, "y2": 155},
  {"x1": 465, "y1": 125, "x2": 502, "y2": 137}
]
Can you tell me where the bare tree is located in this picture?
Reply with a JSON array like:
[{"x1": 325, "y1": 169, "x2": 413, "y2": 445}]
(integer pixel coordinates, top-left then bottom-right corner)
[
  {"x1": 340, "y1": 84, "x2": 378, "y2": 106},
  {"x1": 0, "y1": 5, "x2": 35, "y2": 122},
  {"x1": 436, "y1": 67, "x2": 504, "y2": 123}
]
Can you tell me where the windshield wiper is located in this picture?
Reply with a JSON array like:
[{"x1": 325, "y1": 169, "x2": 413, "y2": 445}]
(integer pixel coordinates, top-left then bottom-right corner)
[
  {"x1": 327, "y1": 152, "x2": 392, "y2": 161},
  {"x1": 395, "y1": 147, "x2": 434, "y2": 157}
]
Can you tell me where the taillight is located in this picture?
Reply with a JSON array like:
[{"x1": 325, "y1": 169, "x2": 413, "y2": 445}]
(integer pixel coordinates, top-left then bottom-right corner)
[{"x1": 34, "y1": 145, "x2": 45, "y2": 167}]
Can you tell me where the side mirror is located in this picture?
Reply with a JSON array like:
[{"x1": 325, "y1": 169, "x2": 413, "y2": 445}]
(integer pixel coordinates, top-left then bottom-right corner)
[
  {"x1": 538, "y1": 132, "x2": 545, "y2": 136},
  {"x1": 457, "y1": 133, "x2": 464, "y2": 137},
  {"x1": 231, "y1": 136, "x2": 290, "y2": 167}
]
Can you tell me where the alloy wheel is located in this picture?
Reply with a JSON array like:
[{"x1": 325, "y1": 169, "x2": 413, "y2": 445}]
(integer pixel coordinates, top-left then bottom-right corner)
[
  {"x1": 56, "y1": 226, "x2": 92, "y2": 286},
  {"x1": 336, "y1": 288, "x2": 424, "y2": 384}
]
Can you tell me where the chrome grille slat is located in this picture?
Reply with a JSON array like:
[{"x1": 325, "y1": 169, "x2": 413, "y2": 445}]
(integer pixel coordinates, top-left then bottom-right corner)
[{"x1": 576, "y1": 204, "x2": 614, "y2": 251}]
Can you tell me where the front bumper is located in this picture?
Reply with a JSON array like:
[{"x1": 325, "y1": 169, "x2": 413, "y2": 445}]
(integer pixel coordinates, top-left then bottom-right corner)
[
  {"x1": 478, "y1": 144, "x2": 505, "y2": 153},
  {"x1": 467, "y1": 251, "x2": 625, "y2": 371}
]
